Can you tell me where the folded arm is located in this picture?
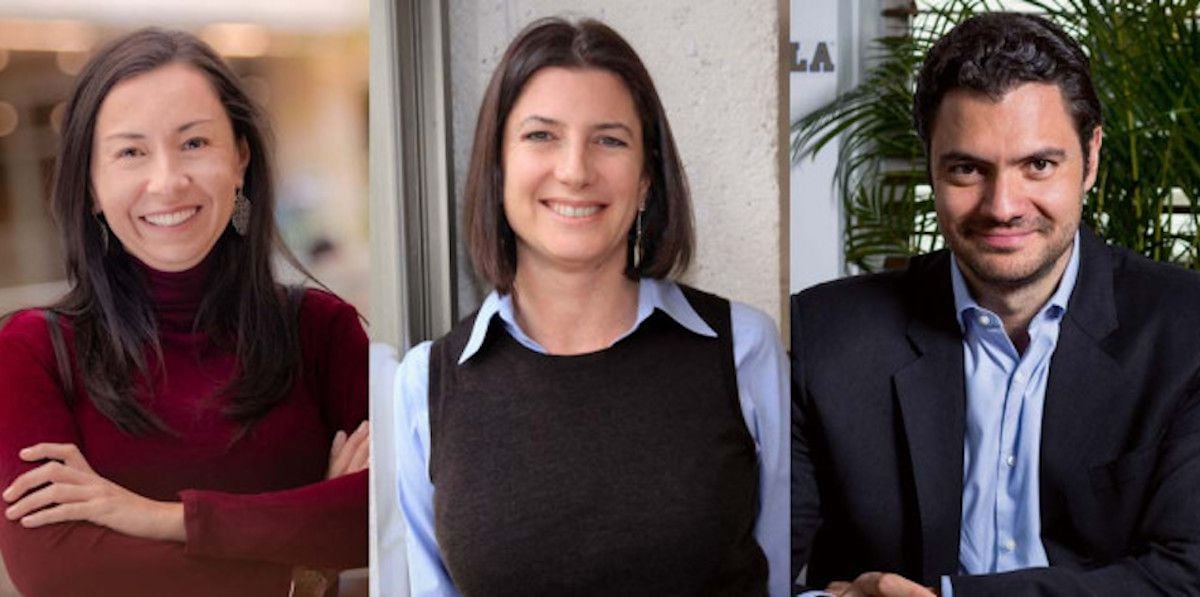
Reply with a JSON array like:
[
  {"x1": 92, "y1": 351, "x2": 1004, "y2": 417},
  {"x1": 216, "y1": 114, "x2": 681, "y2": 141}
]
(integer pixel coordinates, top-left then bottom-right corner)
[{"x1": 0, "y1": 308, "x2": 369, "y2": 594}]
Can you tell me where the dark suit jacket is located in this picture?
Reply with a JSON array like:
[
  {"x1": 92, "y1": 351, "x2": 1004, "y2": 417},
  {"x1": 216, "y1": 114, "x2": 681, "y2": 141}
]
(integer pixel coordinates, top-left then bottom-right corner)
[{"x1": 791, "y1": 228, "x2": 1200, "y2": 596}]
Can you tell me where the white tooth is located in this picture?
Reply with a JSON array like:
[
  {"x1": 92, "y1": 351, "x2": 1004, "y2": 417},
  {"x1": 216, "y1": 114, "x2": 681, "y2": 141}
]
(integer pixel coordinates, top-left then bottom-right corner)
[
  {"x1": 144, "y1": 207, "x2": 198, "y2": 226},
  {"x1": 550, "y1": 203, "x2": 600, "y2": 218}
]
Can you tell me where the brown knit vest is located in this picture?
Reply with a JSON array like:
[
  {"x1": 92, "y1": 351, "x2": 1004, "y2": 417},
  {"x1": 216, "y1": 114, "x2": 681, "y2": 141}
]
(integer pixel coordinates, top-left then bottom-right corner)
[{"x1": 427, "y1": 286, "x2": 767, "y2": 596}]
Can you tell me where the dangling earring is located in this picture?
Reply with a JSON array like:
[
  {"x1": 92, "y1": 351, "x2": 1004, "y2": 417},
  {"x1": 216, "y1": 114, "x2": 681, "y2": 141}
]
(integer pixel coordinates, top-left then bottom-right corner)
[
  {"x1": 633, "y1": 203, "x2": 646, "y2": 270},
  {"x1": 93, "y1": 212, "x2": 110, "y2": 253},
  {"x1": 232, "y1": 187, "x2": 251, "y2": 236}
]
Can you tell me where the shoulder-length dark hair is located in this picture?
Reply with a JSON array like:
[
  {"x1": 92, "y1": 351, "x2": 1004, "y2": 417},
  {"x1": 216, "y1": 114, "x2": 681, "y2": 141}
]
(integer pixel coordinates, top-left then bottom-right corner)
[
  {"x1": 464, "y1": 17, "x2": 694, "y2": 293},
  {"x1": 48, "y1": 28, "x2": 301, "y2": 435}
]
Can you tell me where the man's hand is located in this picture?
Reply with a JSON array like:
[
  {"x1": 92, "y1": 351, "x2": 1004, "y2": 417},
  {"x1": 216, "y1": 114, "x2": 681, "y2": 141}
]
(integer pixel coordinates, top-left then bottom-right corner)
[
  {"x1": 827, "y1": 572, "x2": 938, "y2": 597},
  {"x1": 2, "y1": 442, "x2": 185, "y2": 542}
]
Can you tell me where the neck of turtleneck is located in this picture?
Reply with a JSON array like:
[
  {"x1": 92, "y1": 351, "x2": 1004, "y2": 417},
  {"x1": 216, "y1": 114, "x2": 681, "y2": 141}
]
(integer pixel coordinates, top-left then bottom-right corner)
[{"x1": 134, "y1": 254, "x2": 214, "y2": 331}]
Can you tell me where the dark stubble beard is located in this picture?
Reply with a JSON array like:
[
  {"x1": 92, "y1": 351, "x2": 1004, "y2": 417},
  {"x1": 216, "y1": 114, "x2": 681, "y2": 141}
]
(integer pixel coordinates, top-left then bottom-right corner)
[{"x1": 951, "y1": 215, "x2": 1076, "y2": 292}]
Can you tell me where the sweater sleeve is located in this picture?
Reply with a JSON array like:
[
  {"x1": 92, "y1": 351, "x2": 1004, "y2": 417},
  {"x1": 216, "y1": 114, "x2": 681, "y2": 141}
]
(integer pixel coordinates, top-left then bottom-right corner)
[
  {"x1": 178, "y1": 290, "x2": 369, "y2": 568},
  {"x1": 0, "y1": 311, "x2": 287, "y2": 597},
  {"x1": 181, "y1": 472, "x2": 367, "y2": 568}
]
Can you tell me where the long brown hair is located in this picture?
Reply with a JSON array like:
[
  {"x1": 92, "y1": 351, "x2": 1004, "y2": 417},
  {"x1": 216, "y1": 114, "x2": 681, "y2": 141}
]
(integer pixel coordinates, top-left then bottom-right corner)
[
  {"x1": 47, "y1": 28, "x2": 303, "y2": 435},
  {"x1": 464, "y1": 17, "x2": 695, "y2": 293}
]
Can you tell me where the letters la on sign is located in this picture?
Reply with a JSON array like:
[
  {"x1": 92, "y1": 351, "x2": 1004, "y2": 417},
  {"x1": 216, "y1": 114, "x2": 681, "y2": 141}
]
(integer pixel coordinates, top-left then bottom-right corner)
[{"x1": 791, "y1": 41, "x2": 834, "y2": 73}]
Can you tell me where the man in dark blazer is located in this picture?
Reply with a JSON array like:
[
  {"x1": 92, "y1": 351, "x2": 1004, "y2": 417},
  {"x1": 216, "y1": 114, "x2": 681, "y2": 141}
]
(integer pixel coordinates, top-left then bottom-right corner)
[{"x1": 792, "y1": 12, "x2": 1200, "y2": 597}]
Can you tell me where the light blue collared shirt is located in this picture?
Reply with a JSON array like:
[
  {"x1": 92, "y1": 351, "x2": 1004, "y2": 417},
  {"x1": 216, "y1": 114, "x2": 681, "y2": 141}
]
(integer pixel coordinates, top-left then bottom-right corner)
[
  {"x1": 941, "y1": 233, "x2": 1080, "y2": 595},
  {"x1": 391, "y1": 278, "x2": 790, "y2": 596}
]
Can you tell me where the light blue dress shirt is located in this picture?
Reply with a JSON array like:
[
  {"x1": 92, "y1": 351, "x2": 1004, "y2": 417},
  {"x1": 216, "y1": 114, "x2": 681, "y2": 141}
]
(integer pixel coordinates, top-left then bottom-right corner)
[
  {"x1": 940, "y1": 233, "x2": 1080, "y2": 595},
  {"x1": 391, "y1": 278, "x2": 790, "y2": 596}
]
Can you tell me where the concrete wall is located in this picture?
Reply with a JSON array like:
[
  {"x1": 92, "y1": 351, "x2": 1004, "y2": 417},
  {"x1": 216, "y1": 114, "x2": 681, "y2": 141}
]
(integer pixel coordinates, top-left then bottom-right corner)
[{"x1": 447, "y1": 0, "x2": 789, "y2": 326}]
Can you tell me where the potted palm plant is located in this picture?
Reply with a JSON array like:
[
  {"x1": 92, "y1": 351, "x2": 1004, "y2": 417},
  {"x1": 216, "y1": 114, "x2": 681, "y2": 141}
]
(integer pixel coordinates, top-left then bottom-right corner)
[{"x1": 793, "y1": 0, "x2": 1200, "y2": 271}]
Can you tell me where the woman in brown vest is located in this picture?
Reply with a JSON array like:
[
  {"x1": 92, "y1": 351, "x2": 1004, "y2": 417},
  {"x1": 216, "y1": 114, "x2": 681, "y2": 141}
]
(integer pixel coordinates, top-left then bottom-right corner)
[{"x1": 392, "y1": 17, "x2": 788, "y2": 596}]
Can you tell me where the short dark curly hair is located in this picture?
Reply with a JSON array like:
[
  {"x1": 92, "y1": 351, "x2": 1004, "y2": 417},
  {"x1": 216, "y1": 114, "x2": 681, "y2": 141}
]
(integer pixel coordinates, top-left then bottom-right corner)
[{"x1": 913, "y1": 12, "x2": 1102, "y2": 170}]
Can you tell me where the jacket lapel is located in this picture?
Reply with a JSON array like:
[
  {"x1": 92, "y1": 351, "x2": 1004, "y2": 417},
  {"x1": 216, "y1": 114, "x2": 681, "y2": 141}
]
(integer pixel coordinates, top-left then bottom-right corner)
[
  {"x1": 1040, "y1": 229, "x2": 1122, "y2": 503},
  {"x1": 893, "y1": 251, "x2": 967, "y2": 581}
]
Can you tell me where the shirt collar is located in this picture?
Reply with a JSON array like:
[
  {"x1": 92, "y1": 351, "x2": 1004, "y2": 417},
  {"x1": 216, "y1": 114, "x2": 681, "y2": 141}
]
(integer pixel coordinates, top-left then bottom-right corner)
[
  {"x1": 457, "y1": 278, "x2": 716, "y2": 364},
  {"x1": 950, "y1": 230, "x2": 1081, "y2": 330}
]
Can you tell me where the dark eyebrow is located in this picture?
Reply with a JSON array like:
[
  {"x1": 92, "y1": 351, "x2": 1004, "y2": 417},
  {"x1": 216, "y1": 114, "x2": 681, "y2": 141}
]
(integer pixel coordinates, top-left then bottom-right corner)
[
  {"x1": 936, "y1": 150, "x2": 987, "y2": 165},
  {"x1": 100, "y1": 119, "x2": 214, "y2": 142},
  {"x1": 1020, "y1": 148, "x2": 1067, "y2": 163},
  {"x1": 937, "y1": 147, "x2": 1069, "y2": 167}
]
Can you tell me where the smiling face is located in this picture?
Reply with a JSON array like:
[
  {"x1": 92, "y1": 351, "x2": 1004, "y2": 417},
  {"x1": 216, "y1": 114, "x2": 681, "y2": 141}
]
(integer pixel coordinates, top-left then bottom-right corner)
[
  {"x1": 90, "y1": 62, "x2": 249, "y2": 272},
  {"x1": 931, "y1": 81, "x2": 1101, "y2": 292},
  {"x1": 501, "y1": 66, "x2": 649, "y2": 279}
]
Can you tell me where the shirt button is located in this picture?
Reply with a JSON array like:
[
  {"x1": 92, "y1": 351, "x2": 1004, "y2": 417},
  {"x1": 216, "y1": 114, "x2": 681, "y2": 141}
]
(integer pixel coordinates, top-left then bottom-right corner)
[
  {"x1": 977, "y1": 314, "x2": 991, "y2": 326},
  {"x1": 1006, "y1": 454, "x2": 1016, "y2": 467},
  {"x1": 1014, "y1": 371, "x2": 1026, "y2": 383},
  {"x1": 1002, "y1": 538, "x2": 1017, "y2": 552}
]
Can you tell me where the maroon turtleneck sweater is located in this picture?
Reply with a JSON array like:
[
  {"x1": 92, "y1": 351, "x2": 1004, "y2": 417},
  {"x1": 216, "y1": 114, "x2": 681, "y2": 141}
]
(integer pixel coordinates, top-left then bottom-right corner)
[{"x1": 0, "y1": 258, "x2": 368, "y2": 596}]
